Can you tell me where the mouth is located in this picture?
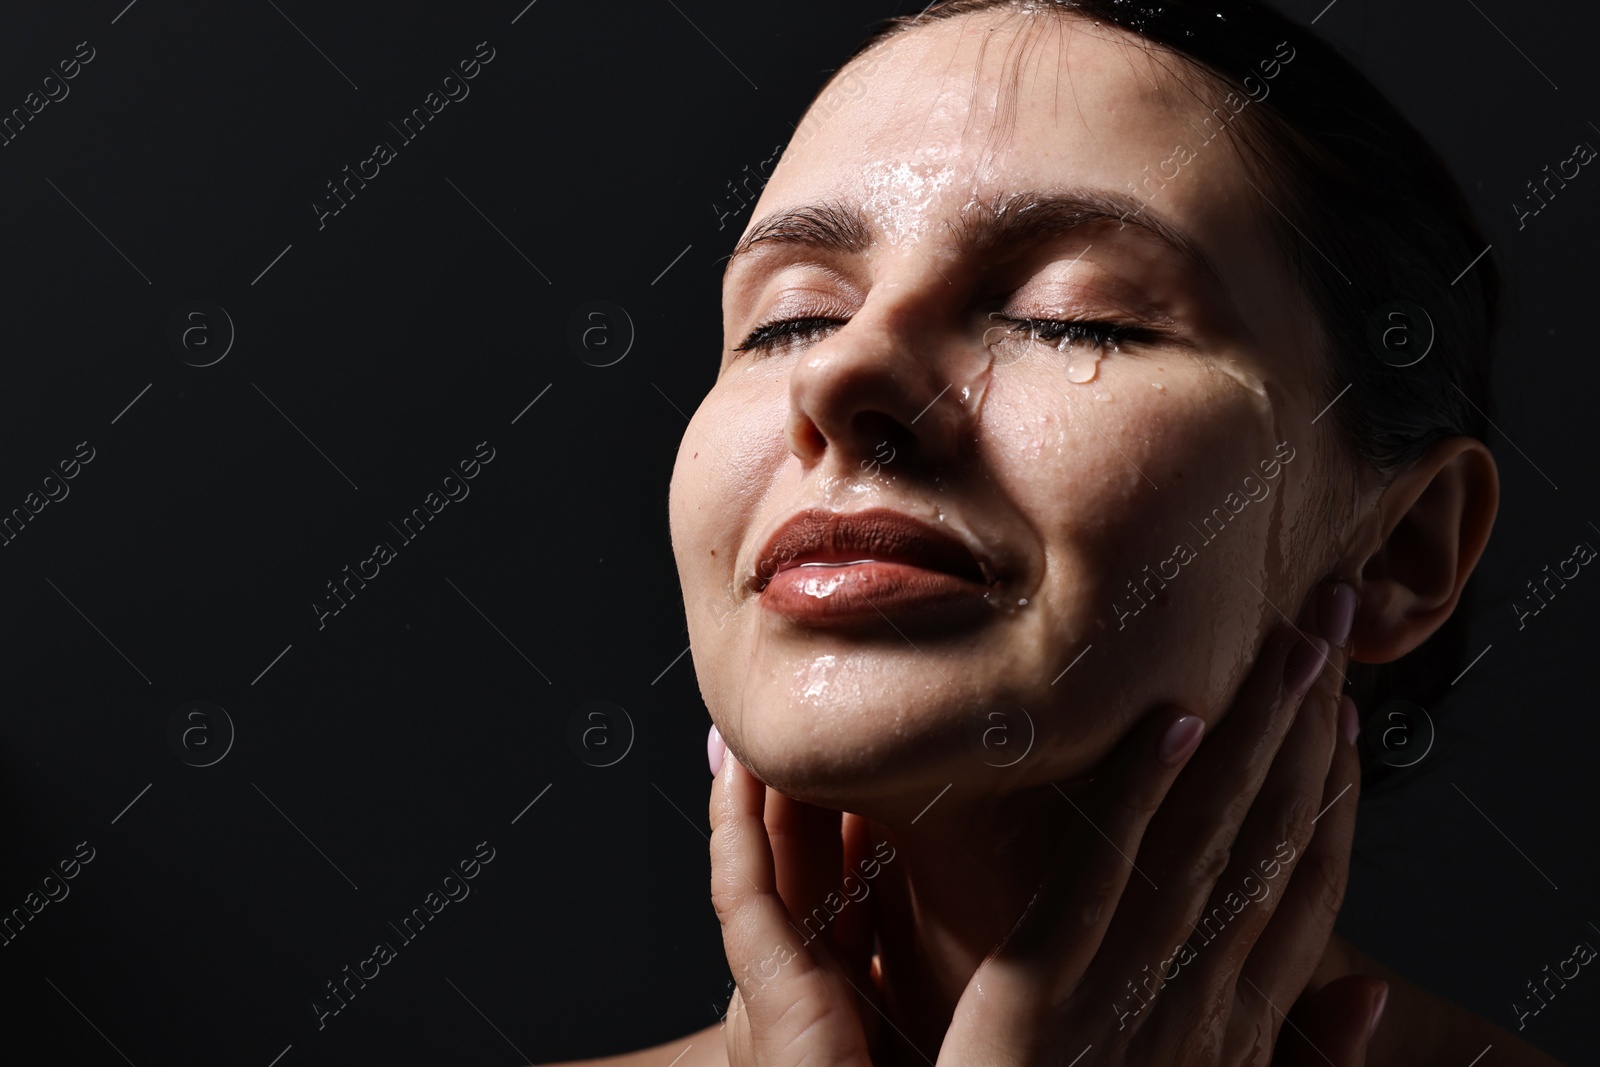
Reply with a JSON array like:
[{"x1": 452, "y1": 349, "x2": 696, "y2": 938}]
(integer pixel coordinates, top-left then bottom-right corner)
[{"x1": 749, "y1": 507, "x2": 999, "y2": 626}]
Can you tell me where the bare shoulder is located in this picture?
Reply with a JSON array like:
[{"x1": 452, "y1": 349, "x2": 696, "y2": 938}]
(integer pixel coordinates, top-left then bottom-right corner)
[{"x1": 538, "y1": 1021, "x2": 728, "y2": 1067}]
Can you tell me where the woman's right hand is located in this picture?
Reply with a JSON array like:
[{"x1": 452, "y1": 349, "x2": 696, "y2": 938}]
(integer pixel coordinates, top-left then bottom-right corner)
[{"x1": 709, "y1": 738, "x2": 885, "y2": 1066}]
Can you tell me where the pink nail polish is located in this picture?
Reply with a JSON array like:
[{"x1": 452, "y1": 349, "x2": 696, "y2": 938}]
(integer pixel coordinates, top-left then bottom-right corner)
[
  {"x1": 1320, "y1": 582, "x2": 1358, "y2": 648},
  {"x1": 1367, "y1": 981, "x2": 1389, "y2": 1041},
  {"x1": 707, "y1": 724, "x2": 726, "y2": 776},
  {"x1": 1283, "y1": 637, "x2": 1329, "y2": 696},
  {"x1": 1339, "y1": 694, "x2": 1361, "y2": 746},
  {"x1": 1157, "y1": 715, "x2": 1205, "y2": 766}
]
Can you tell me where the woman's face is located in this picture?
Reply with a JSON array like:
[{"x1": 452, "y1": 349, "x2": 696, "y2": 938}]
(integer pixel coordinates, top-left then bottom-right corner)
[{"x1": 669, "y1": 10, "x2": 1361, "y2": 817}]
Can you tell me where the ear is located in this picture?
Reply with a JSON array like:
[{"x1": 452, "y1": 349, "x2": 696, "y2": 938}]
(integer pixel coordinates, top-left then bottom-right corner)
[{"x1": 1347, "y1": 437, "x2": 1499, "y2": 664}]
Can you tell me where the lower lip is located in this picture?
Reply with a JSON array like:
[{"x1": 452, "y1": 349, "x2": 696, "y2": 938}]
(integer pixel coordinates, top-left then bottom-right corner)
[{"x1": 759, "y1": 561, "x2": 992, "y2": 624}]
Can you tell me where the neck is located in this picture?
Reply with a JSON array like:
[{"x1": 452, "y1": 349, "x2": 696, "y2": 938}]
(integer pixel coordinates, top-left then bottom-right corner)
[{"x1": 866, "y1": 781, "x2": 1083, "y2": 1064}]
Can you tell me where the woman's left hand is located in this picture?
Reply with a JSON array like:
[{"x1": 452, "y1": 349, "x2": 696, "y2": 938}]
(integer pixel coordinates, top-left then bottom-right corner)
[{"x1": 934, "y1": 587, "x2": 1382, "y2": 1066}]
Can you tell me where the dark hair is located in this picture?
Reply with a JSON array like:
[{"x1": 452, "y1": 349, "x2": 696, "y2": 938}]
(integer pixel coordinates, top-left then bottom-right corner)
[{"x1": 815, "y1": 0, "x2": 1500, "y2": 746}]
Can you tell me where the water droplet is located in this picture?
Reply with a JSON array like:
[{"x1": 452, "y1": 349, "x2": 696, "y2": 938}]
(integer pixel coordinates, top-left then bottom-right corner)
[{"x1": 1064, "y1": 350, "x2": 1101, "y2": 383}]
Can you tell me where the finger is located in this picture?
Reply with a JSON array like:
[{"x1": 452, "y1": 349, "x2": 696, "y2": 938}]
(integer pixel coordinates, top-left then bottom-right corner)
[
  {"x1": 708, "y1": 754, "x2": 815, "y2": 998},
  {"x1": 945, "y1": 704, "x2": 1205, "y2": 1042},
  {"x1": 1199, "y1": 654, "x2": 1349, "y2": 1060},
  {"x1": 1242, "y1": 692, "x2": 1362, "y2": 1011},
  {"x1": 1235, "y1": 578, "x2": 1362, "y2": 1045},
  {"x1": 724, "y1": 985, "x2": 754, "y2": 1067},
  {"x1": 833, "y1": 814, "x2": 886, "y2": 1052},
  {"x1": 1085, "y1": 624, "x2": 1316, "y2": 995},
  {"x1": 764, "y1": 787, "x2": 843, "y2": 944},
  {"x1": 1190, "y1": 639, "x2": 1348, "y2": 990},
  {"x1": 939, "y1": 706, "x2": 1206, "y2": 1066},
  {"x1": 1273, "y1": 974, "x2": 1387, "y2": 1067},
  {"x1": 709, "y1": 756, "x2": 875, "y2": 1066}
]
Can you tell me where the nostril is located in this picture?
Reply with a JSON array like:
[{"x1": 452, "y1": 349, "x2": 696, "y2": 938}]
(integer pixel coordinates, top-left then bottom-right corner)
[
  {"x1": 783, "y1": 321, "x2": 965, "y2": 470},
  {"x1": 850, "y1": 412, "x2": 917, "y2": 469},
  {"x1": 784, "y1": 408, "x2": 829, "y2": 463}
]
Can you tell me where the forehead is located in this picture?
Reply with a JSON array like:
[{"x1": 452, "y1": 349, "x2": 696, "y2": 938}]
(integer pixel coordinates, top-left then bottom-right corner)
[
  {"x1": 741, "y1": 8, "x2": 1309, "y2": 358},
  {"x1": 772, "y1": 10, "x2": 1246, "y2": 238}
]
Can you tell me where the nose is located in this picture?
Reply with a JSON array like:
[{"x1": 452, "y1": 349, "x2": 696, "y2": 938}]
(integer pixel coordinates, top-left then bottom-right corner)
[{"x1": 784, "y1": 305, "x2": 969, "y2": 473}]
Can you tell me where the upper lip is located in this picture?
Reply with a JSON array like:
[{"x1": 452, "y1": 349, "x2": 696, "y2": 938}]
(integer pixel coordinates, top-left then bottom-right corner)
[{"x1": 749, "y1": 507, "x2": 995, "y2": 592}]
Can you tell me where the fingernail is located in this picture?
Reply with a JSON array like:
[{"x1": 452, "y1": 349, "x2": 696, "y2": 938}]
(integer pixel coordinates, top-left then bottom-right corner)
[
  {"x1": 1339, "y1": 694, "x2": 1361, "y2": 746},
  {"x1": 1283, "y1": 637, "x2": 1329, "y2": 696},
  {"x1": 1319, "y1": 582, "x2": 1358, "y2": 648},
  {"x1": 1367, "y1": 981, "x2": 1389, "y2": 1041},
  {"x1": 708, "y1": 724, "x2": 726, "y2": 776},
  {"x1": 1157, "y1": 714, "x2": 1205, "y2": 766}
]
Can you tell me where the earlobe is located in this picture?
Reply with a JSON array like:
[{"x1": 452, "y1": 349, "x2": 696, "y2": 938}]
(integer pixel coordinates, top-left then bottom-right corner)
[{"x1": 1347, "y1": 437, "x2": 1499, "y2": 664}]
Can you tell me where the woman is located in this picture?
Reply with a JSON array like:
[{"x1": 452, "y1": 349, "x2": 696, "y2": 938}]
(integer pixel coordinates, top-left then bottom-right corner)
[{"x1": 566, "y1": 0, "x2": 1557, "y2": 1062}]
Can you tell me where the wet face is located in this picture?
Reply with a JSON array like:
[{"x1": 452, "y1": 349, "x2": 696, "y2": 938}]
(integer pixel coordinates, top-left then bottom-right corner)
[{"x1": 668, "y1": 9, "x2": 1355, "y2": 817}]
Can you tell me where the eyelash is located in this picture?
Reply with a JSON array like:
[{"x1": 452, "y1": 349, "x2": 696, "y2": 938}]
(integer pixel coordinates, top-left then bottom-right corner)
[
  {"x1": 732, "y1": 315, "x2": 1156, "y2": 356},
  {"x1": 994, "y1": 317, "x2": 1153, "y2": 352},
  {"x1": 734, "y1": 316, "x2": 844, "y2": 354}
]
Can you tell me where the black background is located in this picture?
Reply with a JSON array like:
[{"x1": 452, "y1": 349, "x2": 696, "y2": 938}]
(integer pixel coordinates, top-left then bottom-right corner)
[{"x1": 0, "y1": 1, "x2": 1595, "y2": 1064}]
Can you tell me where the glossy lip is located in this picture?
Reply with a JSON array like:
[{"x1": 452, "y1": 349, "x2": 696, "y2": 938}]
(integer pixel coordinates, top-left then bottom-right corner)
[{"x1": 749, "y1": 507, "x2": 997, "y2": 594}]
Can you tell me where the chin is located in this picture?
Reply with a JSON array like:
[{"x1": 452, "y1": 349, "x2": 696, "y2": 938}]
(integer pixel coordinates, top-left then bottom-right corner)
[
  {"x1": 709, "y1": 636, "x2": 1068, "y2": 814},
  {"x1": 720, "y1": 687, "x2": 941, "y2": 808}
]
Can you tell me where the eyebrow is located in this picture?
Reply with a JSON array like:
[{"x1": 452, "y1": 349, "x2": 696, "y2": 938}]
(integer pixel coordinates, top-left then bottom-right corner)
[{"x1": 722, "y1": 189, "x2": 1224, "y2": 288}]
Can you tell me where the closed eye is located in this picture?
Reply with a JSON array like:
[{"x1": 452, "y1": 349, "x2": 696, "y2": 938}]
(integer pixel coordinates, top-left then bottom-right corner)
[
  {"x1": 992, "y1": 316, "x2": 1160, "y2": 351},
  {"x1": 733, "y1": 316, "x2": 846, "y2": 355},
  {"x1": 733, "y1": 314, "x2": 1168, "y2": 358}
]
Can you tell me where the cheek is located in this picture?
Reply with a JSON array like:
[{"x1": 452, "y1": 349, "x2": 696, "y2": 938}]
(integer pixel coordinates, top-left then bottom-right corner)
[
  {"x1": 991, "y1": 356, "x2": 1274, "y2": 546},
  {"x1": 670, "y1": 375, "x2": 785, "y2": 551},
  {"x1": 987, "y1": 356, "x2": 1299, "y2": 715},
  {"x1": 668, "y1": 375, "x2": 794, "y2": 700}
]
